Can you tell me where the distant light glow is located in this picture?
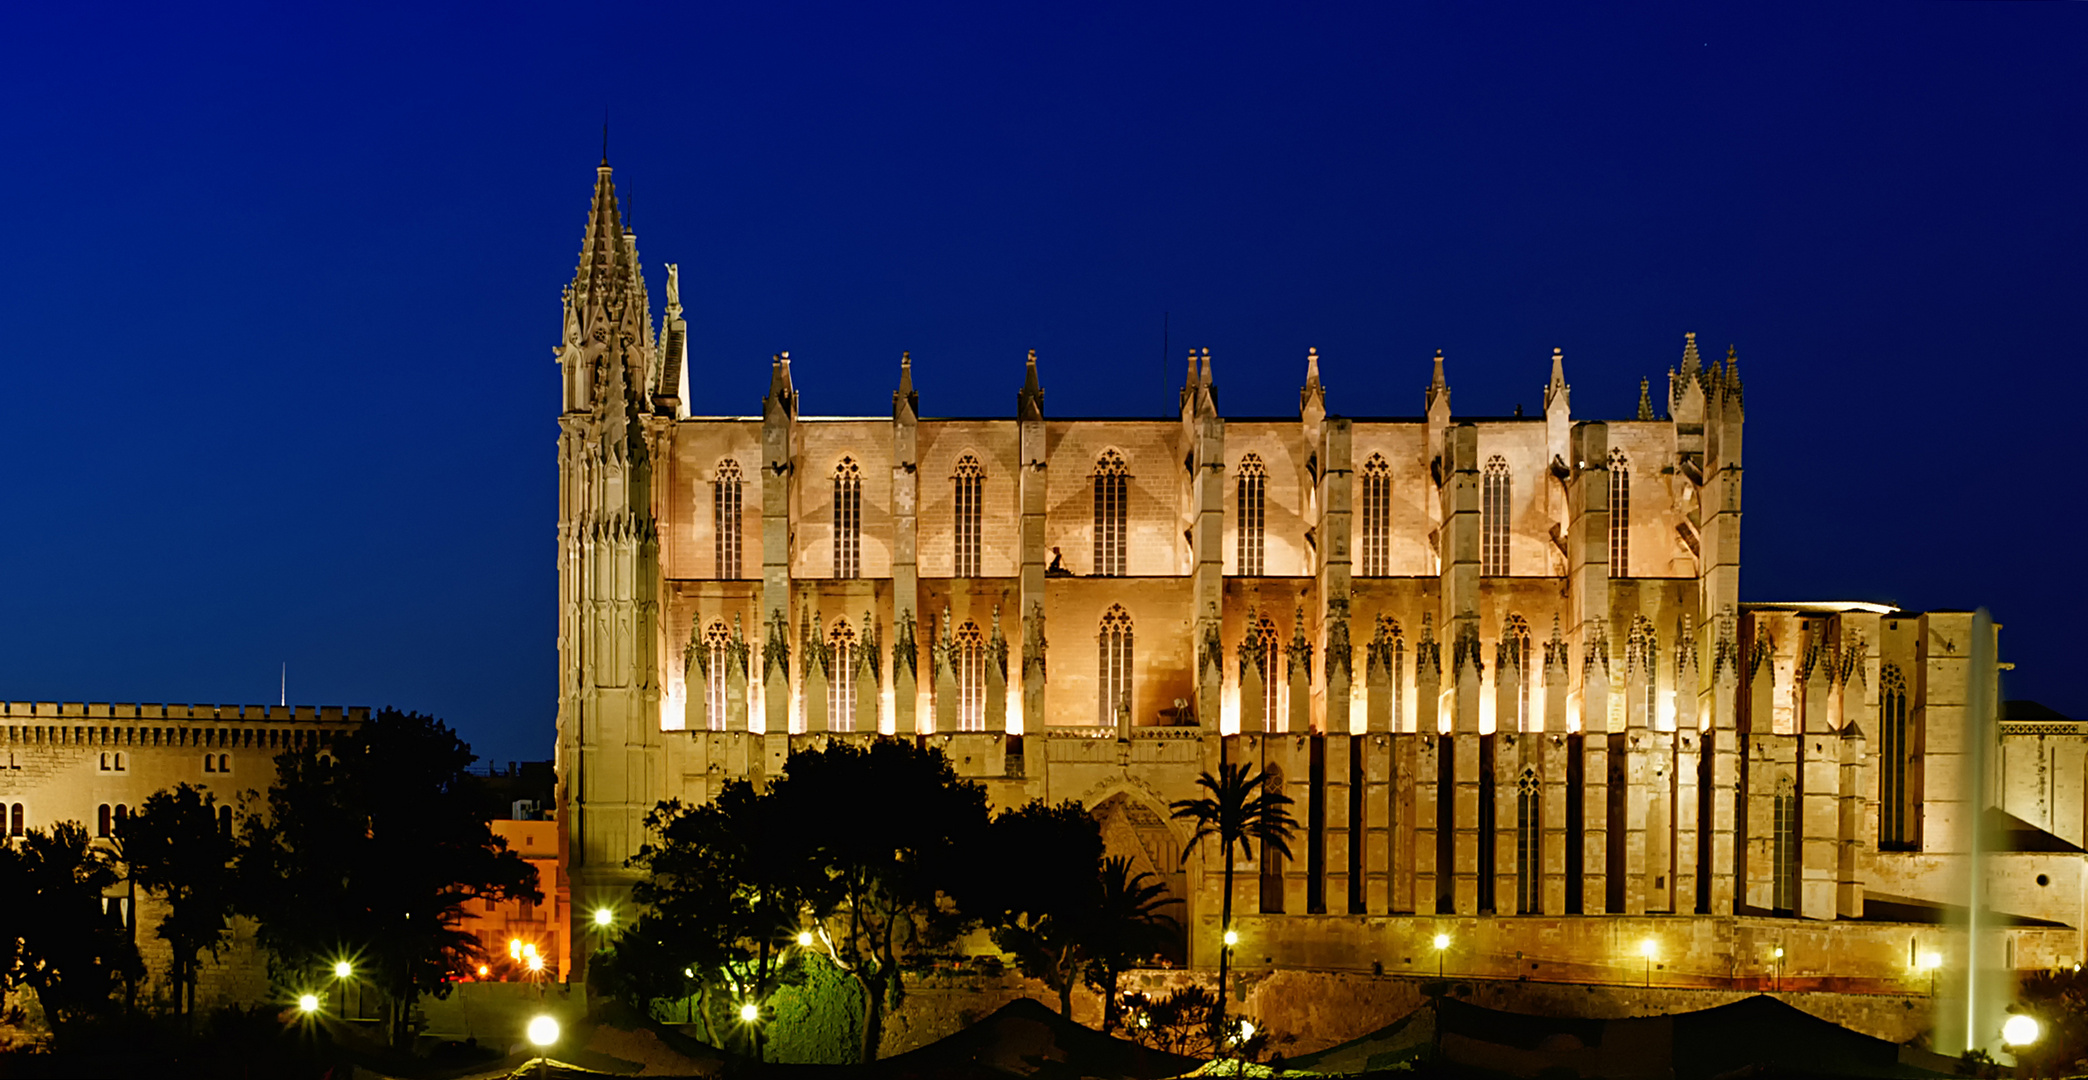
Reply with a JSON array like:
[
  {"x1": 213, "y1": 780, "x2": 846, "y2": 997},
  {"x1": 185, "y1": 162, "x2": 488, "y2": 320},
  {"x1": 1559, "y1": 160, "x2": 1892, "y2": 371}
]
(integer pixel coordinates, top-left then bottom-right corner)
[
  {"x1": 297, "y1": 993, "x2": 319, "y2": 1013},
  {"x1": 1223, "y1": 929, "x2": 1239, "y2": 947},
  {"x1": 1773, "y1": 947, "x2": 1784, "y2": 959},
  {"x1": 739, "y1": 1002, "x2": 760, "y2": 1023},
  {"x1": 1239, "y1": 1020, "x2": 1256, "y2": 1040},
  {"x1": 796, "y1": 931, "x2": 814, "y2": 947},
  {"x1": 594, "y1": 907, "x2": 614, "y2": 927},
  {"x1": 1433, "y1": 933, "x2": 1450, "y2": 951},
  {"x1": 1919, "y1": 952, "x2": 1943, "y2": 971},
  {"x1": 509, "y1": 938, "x2": 523, "y2": 960},
  {"x1": 527, "y1": 1015, "x2": 559, "y2": 1047},
  {"x1": 333, "y1": 960, "x2": 352, "y2": 979},
  {"x1": 528, "y1": 954, "x2": 544, "y2": 973},
  {"x1": 1639, "y1": 939, "x2": 1656, "y2": 959},
  {"x1": 2003, "y1": 1014, "x2": 2040, "y2": 1047},
  {"x1": 477, "y1": 964, "x2": 489, "y2": 977}
]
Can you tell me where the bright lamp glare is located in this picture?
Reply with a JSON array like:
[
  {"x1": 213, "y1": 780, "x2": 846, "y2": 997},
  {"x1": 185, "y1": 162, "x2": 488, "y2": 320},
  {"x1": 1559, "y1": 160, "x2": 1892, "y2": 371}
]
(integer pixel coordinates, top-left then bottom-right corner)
[
  {"x1": 333, "y1": 960, "x2": 352, "y2": 979},
  {"x1": 1222, "y1": 929, "x2": 1239, "y2": 946},
  {"x1": 297, "y1": 993, "x2": 319, "y2": 1013},
  {"x1": 1919, "y1": 952, "x2": 1943, "y2": 971},
  {"x1": 527, "y1": 1015, "x2": 559, "y2": 1047},
  {"x1": 2003, "y1": 1014, "x2": 2040, "y2": 1048},
  {"x1": 594, "y1": 907, "x2": 614, "y2": 927},
  {"x1": 796, "y1": 931, "x2": 814, "y2": 947},
  {"x1": 1240, "y1": 1020, "x2": 1256, "y2": 1040},
  {"x1": 1433, "y1": 934, "x2": 1450, "y2": 951},
  {"x1": 528, "y1": 954, "x2": 544, "y2": 973},
  {"x1": 739, "y1": 1003, "x2": 760, "y2": 1023},
  {"x1": 509, "y1": 938, "x2": 523, "y2": 960},
  {"x1": 1640, "y1": 939, "x2": 1656, "y2": 959}
]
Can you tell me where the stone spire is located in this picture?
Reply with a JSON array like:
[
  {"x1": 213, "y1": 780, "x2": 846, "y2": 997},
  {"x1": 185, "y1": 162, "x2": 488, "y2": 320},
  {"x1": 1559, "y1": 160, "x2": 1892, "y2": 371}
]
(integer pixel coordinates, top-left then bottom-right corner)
[
  {"x1": 1544, "y1": 347, "x2": 1569, "y2": 413},
  {"x1": 1425, "y1": 349, "x2": 1449, "y2": 414},
  {"x1": 765, "y1": 351, "x2": 797, "y2": 421},
  {"x1": 1637, "y1": 377, "x2": 1654, "y2": 420},
  {"x1": 1723, "y1": 345, "x2": 1744, "y2": 408},
  {"x1": 894, "y1": 351, "x2": 918, "y2": 421},
  {"x1": 1299, "y1": 346, "x2": 1325, "y2": 419},
  {"x1": 1017, "y1": 349, "x2": 1045, "y2": 421}
]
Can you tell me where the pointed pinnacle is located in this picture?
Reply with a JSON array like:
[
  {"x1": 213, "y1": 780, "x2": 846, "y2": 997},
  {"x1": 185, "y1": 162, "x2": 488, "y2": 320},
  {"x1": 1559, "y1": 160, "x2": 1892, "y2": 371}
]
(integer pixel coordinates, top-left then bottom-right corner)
[
  {"x1": 1430, "y1": 348, "x2": 1446, "y2": 388},
  {"x1": 1637, "y1": 378, "x2": 1654, "y2": 421},
  {"x1": 1199, "y1": 347, "x2": 1212, "y2": 386}
]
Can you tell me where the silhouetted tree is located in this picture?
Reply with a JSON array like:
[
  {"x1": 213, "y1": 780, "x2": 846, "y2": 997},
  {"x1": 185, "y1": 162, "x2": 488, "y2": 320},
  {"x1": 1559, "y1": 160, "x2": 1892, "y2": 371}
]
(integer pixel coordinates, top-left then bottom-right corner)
[
  {"x1": 1168, "y1": 761, "x2": 1295, "y2": 1043},
  {"x1": 0, "y1": 823, "x2": 143, "y2": 1048},
  {"x1": 1083, "y1": 855, "x2": 1178, "y2": 1032},
  {"x1": 973, "y1": 800, "x2": 1104, "y2": 1019},
  {"x1": 238, "y1": 708, "x2": 538, "y2": 1048},
  {"x1": 120, "y1": 783, "x2": 239, "y2": 1018}
]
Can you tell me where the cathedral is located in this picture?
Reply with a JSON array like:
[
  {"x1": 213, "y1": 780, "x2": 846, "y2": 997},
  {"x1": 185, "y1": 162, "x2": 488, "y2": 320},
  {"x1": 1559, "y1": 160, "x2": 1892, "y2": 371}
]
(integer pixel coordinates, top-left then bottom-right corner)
[{"x1": 553, "y1": 161, "x2": 2082, "y2": 996}]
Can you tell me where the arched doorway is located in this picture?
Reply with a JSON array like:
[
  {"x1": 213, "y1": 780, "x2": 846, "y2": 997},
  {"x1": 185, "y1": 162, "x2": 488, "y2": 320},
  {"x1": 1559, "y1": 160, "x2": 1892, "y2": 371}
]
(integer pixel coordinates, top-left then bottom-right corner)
[{"x1": 1090, "y1": 792, "x2": 1188, "y2": 964}]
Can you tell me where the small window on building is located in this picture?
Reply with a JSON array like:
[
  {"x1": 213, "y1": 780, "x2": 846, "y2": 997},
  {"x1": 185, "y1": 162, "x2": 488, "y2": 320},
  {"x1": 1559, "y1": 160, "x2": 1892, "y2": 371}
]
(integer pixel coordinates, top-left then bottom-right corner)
[
  {"x1": 9, "y1": 803, "x2": 23, "y2": 836},
  {"x1": 99, "y1": 752, "x2": 111, "y2": 772},
  {"x1": 98, "y1": 804, "x2": 112, "y2": 837},
  {"x1": 714, "y1": 459, "x2": 744, "y2": 580},
  {"x1": 1236, "y1": 454, "x2": 1266, "y2": 576},
  {"x1": 829, "y1": 618, "x2": 858, "y2": 733},
  {"x1": 1481, "y1": 456, "x2": 1511, "y2": 576},
  {"x1": 953, "y1": 455, "x2": 984, "y2": 578},
  {"x1": 203, "y1": 753, "x2": 216, "y2": 773},
  {"x1": 218, "y1": 805, "x2": 233, "y2": 838},
  {"x1": 1608, "y1": 450, "x2": 1630, "y2": 578},
  {"x1": 114, "y1": 804, "x2": 128, "y2": 831},
  {"x1": 217, "y1": 754, "x2": 230, "y2": 773},
  {"x1": 1093, "y1": 450, "x2": 1129, "y2": 577},
  {"x1": 833, "y1": 457, "x2": 862, "y2": 580},
  {"x1": 1360, "y1": 453, "x2": 1392, "y2": 577}
]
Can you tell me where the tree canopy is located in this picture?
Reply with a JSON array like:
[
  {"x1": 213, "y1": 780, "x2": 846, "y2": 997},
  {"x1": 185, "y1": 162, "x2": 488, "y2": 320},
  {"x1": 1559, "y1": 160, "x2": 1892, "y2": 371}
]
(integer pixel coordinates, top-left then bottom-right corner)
[
  {"x1": 120, "y1": 783, "x2": 239, "y2": 1018},
  {"x1": 0, "y1": 822, "x2": 143, "y2": 1048}
]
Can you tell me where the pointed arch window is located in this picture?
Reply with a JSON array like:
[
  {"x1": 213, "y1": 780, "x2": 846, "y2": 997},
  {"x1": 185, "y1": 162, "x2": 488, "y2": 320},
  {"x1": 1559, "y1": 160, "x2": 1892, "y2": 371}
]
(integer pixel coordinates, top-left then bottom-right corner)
[
  {"x1": 1098, "y1": 605, "x2": 1134, "y2": 727},
  {"x1": 833, "y1": 457, "x2": 862, "y2": 579},
  {"x1": 1360, "y1": 454, "x2": 1392, "y2": 577},
  {"x1": 1504, "y1": 615, "x2": 1532, "y2": 732},
  {"x1": 1254, "y1": 615, "x2": 1283, "y2": 729},
  {"x1": 714, "y1": 460, "x2": 744, "y2": 580},
  {"x1": 955, "y1": 621, "x2": 986, "y2": 732},
  {"x1": 829, "y1": 619, "x2": 858, "y2": 732},
  {"x1": 953, "y1": 455, "x2": 984, "y2": 578},
  {"x1": 1236, "y1": 454, "x2": 1266, "y2": 576},
  {"x1": 1482, "y1": 456, "x2": 1511, "y2": 576},
  {"x1": 1608, "y1": 450, "x2": 1630, "y2": 578},
  {"x1": 1879, "y1": 665, "x2": 1914, "y2": 850},
  {"x1": 703, "y1": 621, "x2": 731, "y2": 731},
  {"x1": 1093, "y1": 450, "x2": 1129, "y2": 577},
  {"x1": 1516, "y1": 770, "x2": 1540, "y2": 914},
  {"x1": 1773, "y1": 778, "x2": 1798, "y2": 913}
]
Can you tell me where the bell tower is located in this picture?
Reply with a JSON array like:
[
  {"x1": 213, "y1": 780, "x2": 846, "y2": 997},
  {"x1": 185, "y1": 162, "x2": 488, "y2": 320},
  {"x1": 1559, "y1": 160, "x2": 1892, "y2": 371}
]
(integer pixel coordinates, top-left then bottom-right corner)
[{"x1": 554, "y1": 160, "x2": 665, "y2": 980}]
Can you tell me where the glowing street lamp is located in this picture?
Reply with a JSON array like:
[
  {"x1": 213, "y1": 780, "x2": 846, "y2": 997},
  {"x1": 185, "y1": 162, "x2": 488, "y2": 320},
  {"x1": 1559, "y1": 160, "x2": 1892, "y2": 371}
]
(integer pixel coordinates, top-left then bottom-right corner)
[
  {"x1": 796, "y1": 930, "x2": 814, "y2": 948},
  {"x1": 297, "y1": 992, "x2": 320, "y2": 1016},
  {"x1": 593, "y1": 907, "x2": 615, "y2": 929},
  {"x1": 1772, "y1": 946, "x2": 1785, "y2": 992},
  {"x1": 1222, "y1": 928, "x2": 1239, "y2": 947},
  {"x1": 527, "y1": 1014, "x2": 560, "y2": 1079},
  {"x1": 1918, "y1": 951, "x2": 1943, "y2": 996},
  {"x1": 739, "y1": 1002, "x2": 761, "y2": 1023},
  {"x1": 1639, "y1": 939, "x2": 1657, "y2": 987},
  {"x1": 1433, "y1": 933, "x2": 1450, "y2": 979},
  {"x1": 2003, "y1": 1013, "x2": 2041, "y2": 1049},
  {"x1": 331, "y1": 959, "x2": 353, "y2": 1017}
]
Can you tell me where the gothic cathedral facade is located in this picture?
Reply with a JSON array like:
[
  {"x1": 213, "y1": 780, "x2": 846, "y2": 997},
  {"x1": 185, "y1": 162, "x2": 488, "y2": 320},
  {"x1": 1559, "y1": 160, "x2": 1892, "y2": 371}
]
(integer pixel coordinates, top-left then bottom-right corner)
[{"x1": 554, "y1": 163, "x2": 2076, "y2": 991}]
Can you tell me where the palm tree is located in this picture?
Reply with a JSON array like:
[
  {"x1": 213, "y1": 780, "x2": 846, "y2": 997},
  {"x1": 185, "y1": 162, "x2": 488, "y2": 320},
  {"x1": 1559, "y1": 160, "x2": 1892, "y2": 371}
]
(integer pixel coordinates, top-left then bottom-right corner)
[
  {"x1": 1169, "y1": 761, "x2": 1297, "y2": 1041},
  {"x1": 1083, "y1": 855, "x2": 1179, "y2": 1032}
]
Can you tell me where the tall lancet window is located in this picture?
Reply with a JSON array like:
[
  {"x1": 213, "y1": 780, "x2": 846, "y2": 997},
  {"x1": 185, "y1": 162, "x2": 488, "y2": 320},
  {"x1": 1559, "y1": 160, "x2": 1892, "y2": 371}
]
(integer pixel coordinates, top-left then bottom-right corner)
[
  {"x1": 1236, "y1": 454, "x2": 1266, "y2": 576},
  {"x1": 1504, "y1": 615, "x2": 1532, "y2": 731},
  {"x1": 1879, "y1": 665, "x2": 1913, "y2": 850},
  {"x1": 1098, "y1": 605, "x2": 1134, "y2": 726},
  {"x1": 955, "y1": 621, "x2": 986, "y2": 732},
  {"x1": 1608, "y1": 449, "x2": 1630, "y2": 578},
  {"x1": 1773, "y1": 777, "x2": 1798, "y2": 913},
  {"x1": 829, "y1": 619, "x2": 857, "y2": 732},
  {"x1": 1516, "y1": 769, "x2": 1540, "y2": 914},
  {"x1": 1254, "y1": 615, "x2": 1283, "y2": 727},
  {"x1": 1360, "y1": 453, "x2": 1392, "y2": 577},
  {"x1": 953, "y1": 455, "x2": 983, "y2": 577},
  {"x1": 1481, "y1": 456, "x2": 1511, "y2": 576},
  {"x1": 702, "y1": 621, "x2": 730, "y2": 731},
  {"x1": 714, "y1": 460, "x2": 743, "y2": 580},
  {"x1": 1093, "y1": 450, "x2": 1129, "y2": 577},
  {"x1": 833, "y1": 457, "x2": 862, "y2": 579}
]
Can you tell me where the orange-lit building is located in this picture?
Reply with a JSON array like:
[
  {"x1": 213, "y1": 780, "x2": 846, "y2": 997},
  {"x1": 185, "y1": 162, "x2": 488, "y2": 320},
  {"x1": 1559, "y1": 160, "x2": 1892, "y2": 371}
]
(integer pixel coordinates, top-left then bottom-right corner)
[{"x1": 458, "y1": 817, "x2": 568, "y2": 982}]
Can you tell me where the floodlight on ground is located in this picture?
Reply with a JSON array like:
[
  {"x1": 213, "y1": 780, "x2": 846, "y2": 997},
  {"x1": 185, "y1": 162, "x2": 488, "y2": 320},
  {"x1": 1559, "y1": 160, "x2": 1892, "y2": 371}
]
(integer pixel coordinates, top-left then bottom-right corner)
[
  {"x1": 1223, "y1": 929, "x2": 1239, "y2": 947},
  {"x1": 527, "y1": 1014, "x2": 559, "y2": 1047},
  {"x1": 297, "y1": 993, "x2": 319, "y2": 1014},
  {"x1": 333, "y1": 960, "x2": 352, "y2": 979},
  {"x1": 593, "y1": 907, "x2": 614, "y2": 928},
  {"x1": 797, "y1": 930, "x2": 814, "y2": 947},
  {"x1": 2003, "y1": 1014, "x2": 2040, "y2": 1048},
  {"x1": 739, "y1": 1002, "x2": 760, "y2": 1023}
]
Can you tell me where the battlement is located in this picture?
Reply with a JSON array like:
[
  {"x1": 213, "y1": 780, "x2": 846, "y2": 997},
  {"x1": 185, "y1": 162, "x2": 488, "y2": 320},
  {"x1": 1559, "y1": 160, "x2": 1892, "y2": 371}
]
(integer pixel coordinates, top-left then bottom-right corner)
[{"x1": 0, "y1": 702, "x2": 368, "y2": 723}]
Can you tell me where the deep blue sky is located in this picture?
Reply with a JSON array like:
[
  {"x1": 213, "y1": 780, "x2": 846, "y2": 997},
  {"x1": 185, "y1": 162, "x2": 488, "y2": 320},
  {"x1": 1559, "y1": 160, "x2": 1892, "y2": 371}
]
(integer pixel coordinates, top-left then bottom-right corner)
[{"x1": 1, "y1": 2, "x2": 2081, "y2": 764}]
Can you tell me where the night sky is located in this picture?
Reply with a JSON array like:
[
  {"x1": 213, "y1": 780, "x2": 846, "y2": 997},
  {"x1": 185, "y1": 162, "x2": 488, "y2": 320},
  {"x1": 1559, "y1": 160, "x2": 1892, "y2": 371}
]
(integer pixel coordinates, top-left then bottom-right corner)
[{"x1": 2, "y1": 3, "x2": 2081, "y2": 766}]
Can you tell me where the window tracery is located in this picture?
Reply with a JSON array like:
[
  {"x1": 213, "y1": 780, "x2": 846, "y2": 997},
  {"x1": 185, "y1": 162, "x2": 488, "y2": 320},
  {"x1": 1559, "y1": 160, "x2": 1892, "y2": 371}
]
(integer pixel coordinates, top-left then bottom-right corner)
[
  {"x1": 1098, "y1": 605, "x2": 1134, "y2": 726},
  {"x1": 714, "y1": 460, "x2": 743, "y2": 579},
  {"x1": 833, "y1": 457, "x2": 861, "y2": 579},
  {"x1": 1093, "y1": 450, "x2": 1129, "y2": 577},
  {"x1": 953, "y1": 455, "x2": 983, "y2": 578},
  {"x1": 1482, "y1": 456, "x2": 1511, "y2": 576},
  {"x1": 1360, "y1": 453, "x2": 1392, "y2": 577},
  {"x1": 1236, "y1": 454, "x2": 1266, "y2": 576}
]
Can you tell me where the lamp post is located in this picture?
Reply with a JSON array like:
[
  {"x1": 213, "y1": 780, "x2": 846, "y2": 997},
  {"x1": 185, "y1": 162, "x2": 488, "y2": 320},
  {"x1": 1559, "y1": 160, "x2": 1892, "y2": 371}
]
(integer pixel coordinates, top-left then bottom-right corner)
[
  {"x1": 527, "y1": 1014, "x2": 559, "y2": 1080},
  {"x1": 332, "y1": 960, "x2": 352, "y2": 1019},
  {"x1": 1639, "y1": 939, "x2": 1656, "y2": 988},
  {"x1": 1433, "y1": 933, "x2": 1450, "y2": 980},
  {"x1": 1918, "y1": 951, "x2": 1942, "y2": 997},
  {"x1": 1772, "y1": 946, "x2": 1784, "y2": 992}
]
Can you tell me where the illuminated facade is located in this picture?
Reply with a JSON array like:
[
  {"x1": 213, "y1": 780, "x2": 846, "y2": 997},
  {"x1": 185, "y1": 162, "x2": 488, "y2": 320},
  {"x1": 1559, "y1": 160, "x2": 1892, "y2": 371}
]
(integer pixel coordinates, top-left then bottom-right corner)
[{"x1": 554, "y1": 162, "x2": 2080, "y2": 993}]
